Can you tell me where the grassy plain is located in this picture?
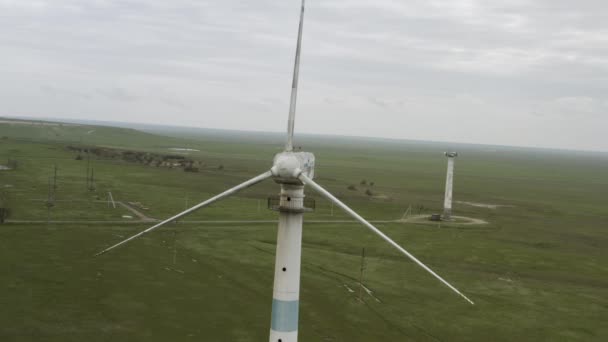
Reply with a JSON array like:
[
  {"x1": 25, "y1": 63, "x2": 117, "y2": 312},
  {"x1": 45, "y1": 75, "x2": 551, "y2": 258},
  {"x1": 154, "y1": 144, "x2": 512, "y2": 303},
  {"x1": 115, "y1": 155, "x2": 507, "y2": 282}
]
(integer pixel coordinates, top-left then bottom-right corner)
[{"x1": 0, "y1": 119, "x2": 607, "y2": 341}]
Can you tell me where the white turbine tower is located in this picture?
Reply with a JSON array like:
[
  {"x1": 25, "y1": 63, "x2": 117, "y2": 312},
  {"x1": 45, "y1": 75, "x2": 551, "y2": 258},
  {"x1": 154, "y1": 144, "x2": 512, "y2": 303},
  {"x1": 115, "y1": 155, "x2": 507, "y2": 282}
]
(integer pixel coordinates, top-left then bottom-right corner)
[
  {"x1": 96, "y1": 1, "x2": 474, "y2": 341},
  {"x1": 443, "y1": 152, "x2": 458, "y2": 220}
]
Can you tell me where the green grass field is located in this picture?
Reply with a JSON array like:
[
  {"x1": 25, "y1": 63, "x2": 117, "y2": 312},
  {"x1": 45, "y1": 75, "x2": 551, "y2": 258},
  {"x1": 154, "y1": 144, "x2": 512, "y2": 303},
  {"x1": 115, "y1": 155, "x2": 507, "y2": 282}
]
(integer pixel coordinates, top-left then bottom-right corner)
[{"x1": 1, "y1": 118, "x2": 607, "y2": 341}]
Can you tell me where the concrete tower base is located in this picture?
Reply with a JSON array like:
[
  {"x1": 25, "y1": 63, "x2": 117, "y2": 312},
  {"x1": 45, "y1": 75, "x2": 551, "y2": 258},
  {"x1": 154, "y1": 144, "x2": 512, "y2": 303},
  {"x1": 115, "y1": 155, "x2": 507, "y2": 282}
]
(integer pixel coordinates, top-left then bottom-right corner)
[{"x1": 442, "y1": 209, "x2": 452, "y2": 221}]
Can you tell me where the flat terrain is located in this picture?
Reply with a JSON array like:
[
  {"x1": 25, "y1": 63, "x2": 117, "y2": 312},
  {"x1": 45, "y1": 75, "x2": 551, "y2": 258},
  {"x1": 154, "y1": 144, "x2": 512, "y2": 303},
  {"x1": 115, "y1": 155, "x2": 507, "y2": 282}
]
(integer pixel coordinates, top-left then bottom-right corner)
[{"x1": 1, "y1": 118, "x2": 607, "y2": 341}]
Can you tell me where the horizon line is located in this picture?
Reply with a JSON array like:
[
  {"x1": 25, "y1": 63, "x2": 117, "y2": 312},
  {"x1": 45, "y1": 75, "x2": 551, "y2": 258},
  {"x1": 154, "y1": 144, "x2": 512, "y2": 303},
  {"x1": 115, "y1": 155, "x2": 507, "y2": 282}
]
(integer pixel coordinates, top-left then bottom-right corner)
[{"x1": 2, "y1": 115, "x2": 607, "y2": 155}]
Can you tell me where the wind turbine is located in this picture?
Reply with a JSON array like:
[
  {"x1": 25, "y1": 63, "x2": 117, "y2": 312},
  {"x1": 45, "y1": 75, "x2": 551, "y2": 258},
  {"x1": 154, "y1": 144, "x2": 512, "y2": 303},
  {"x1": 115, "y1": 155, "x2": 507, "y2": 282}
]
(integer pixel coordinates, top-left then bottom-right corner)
[
  {"x1": 96, "y1": 1, "x2": 474, "y2": 341},
  {"x1": 443, "y1": 152, "x2": 458, "y2": 220}
]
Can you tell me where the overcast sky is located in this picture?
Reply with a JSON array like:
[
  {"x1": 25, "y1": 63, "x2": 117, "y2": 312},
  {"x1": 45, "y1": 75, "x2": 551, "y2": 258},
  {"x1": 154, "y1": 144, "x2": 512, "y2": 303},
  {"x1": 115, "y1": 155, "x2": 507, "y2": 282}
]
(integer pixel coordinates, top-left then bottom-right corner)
[{"x1": 1, "y1": 0, "x2": 607, "y2": 151}]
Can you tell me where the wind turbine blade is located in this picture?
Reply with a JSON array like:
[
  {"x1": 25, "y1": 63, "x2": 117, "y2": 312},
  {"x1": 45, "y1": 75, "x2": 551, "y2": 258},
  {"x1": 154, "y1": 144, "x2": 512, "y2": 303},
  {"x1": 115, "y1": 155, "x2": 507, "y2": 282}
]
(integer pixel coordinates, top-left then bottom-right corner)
[
  {"x1": 299, "y1": 174, "x2": 475, "y2": 305},
  {"x1": 95, "y1": 170, "x2": 273, "y2": 256},
  {"x1": 285, "y1": 0, "x2": 306, "y2": 152}
]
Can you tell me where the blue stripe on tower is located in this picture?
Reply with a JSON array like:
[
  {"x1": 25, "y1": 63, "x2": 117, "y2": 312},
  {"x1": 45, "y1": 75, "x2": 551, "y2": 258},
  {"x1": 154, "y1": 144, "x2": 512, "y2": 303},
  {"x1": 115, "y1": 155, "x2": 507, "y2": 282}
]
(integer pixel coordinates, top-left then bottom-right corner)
[{"x1": 270, "y1": 299, "x2": 299, "y2": 332}]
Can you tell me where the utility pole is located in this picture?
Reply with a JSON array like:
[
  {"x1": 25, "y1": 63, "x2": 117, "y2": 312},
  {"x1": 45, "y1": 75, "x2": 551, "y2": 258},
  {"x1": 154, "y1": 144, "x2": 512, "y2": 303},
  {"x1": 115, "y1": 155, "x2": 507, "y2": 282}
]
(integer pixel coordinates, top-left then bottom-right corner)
[
  {"x1": 0, "y1": 190, "x2": 6, "y2": 224},
  {"x1": 172, "y1": 230, "x2": 178, "y2": 265},
  {"x1": 88, "y1": 168, "x2": 95, "y2": 192},
  {"x1": 46, "y1": 176, "x2": 54, "y2": 224},
  {"x1": 86, "y1": 149, "x2": 90, "y2": 189},
  {"x1": 358, "y1": 247, "x2": 366, "y2": 302},
  {"x1": 53, "y1": 165, "x2": 57, "y2": 191},
  {"x1": 47, "y1": 176, "x2": 52, "y2": 204}
]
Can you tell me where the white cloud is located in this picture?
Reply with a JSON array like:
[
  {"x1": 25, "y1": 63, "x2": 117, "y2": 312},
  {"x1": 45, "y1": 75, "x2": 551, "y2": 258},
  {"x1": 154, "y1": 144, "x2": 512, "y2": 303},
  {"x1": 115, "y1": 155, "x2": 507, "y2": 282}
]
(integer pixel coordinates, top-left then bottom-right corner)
[{"x1": 536, "y1": 97, "x2": 605, "y2": 117}]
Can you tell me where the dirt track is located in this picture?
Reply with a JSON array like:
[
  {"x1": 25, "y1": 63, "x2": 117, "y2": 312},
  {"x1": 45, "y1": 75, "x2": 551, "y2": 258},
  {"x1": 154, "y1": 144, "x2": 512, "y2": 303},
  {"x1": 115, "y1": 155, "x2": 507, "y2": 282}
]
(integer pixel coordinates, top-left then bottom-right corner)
[{"x1": 12, "y1": 198, "x2": 488, "y2": 226}]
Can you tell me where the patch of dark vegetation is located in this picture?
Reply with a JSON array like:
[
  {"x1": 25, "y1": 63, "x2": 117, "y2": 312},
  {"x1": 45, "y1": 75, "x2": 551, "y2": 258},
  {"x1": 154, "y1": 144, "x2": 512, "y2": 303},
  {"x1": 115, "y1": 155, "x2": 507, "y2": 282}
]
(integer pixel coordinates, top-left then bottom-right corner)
[
  {"x1": 183, "y1": 165, "x2": 199, "y2": 173},
  {"x1": 532, "y1": 241, "x2": 554, "y2": 249},
  {"x1": 0, "y1": 208, "x2": 9, "y2": 223},
  {"x1": 5, "y1": 158, "x2": 18, "y2": 169},
  {"x1": 66, "y1": 145, "x2": 207, "y2": 172},
  {"x1": 348, "y1": 180, "x2": 377, "y2": 196}
]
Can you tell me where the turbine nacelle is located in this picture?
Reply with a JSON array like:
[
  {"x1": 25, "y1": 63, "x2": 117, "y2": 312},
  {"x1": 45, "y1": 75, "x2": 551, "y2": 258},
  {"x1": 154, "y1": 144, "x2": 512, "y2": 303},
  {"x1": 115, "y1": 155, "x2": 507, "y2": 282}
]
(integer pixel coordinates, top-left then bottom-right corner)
[
  {"x1": 445, "y1": 152, "x2": 458, "y2": 158},
  {"x1": 271, "y1": 151, "x2": 315, "y2": 185}
]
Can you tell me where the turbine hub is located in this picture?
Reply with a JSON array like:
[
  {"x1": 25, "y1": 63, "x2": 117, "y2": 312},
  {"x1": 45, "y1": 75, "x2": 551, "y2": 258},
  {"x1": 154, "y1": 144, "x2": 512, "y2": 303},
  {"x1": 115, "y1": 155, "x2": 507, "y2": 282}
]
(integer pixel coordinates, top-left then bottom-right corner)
[{"x1": 271, "y1": 151, "x2": 315, "y2": 185}]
